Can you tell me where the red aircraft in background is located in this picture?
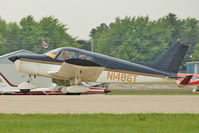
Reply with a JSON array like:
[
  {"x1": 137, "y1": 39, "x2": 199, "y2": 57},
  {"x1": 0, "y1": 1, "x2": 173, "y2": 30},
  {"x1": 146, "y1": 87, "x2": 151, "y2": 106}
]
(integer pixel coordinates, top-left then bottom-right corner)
[
  {"x1": 177, "y1": 73, "x2": 199, "y2": 93},
  {"x1": 177, "y1": 73, "x2": 199, "y2": 86}
]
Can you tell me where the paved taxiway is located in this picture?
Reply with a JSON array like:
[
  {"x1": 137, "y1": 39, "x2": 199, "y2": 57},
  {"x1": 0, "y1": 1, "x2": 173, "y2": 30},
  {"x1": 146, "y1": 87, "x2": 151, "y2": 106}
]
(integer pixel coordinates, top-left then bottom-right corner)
[{"x1": 0, "y1": 95, "x2": 199, "y2": 114}]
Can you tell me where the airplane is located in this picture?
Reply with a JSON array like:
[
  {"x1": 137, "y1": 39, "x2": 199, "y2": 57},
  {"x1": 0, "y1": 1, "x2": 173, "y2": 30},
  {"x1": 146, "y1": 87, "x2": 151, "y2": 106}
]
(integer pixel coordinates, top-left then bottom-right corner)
[
  {"x1": 8, "y1": 41, "x2": 189, "y2": 93},
  {"x1": 177, "y1": 73, "x2": 199, "y2": 87},
  {"x1": 177, "y1": 73, "x2": 199, "y2": 93},
  {"x1": 0, "y1": 72, "x2": 110, "y2": 95}
]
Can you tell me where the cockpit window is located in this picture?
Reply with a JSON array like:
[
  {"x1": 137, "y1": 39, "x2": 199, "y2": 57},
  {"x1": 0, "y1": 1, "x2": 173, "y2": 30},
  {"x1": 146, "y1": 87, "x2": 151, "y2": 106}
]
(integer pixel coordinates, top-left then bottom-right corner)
[
  {"x1": 46, "y1": 48, "x2": 93, "y2": 61},
  {"x1": 79, "y1": 53, "x2": 93, "y2": 60},
  {"x1": 56, "y1": 50, "x2": 77, "y2": 60},
  {"x1": 56, "y1": 49, "x2": 93, "y2": 61},
  {"x1": 45, "y1": 48, "x2": 61, "y2": 59}
]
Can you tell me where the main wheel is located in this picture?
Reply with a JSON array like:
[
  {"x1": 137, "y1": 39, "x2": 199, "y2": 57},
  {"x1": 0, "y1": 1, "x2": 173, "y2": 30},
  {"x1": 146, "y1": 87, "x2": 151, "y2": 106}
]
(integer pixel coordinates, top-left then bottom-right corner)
[
  {"x1": 66, "y1": 92, "x2": 81, "y2": 95},
  {"x1": 20, "y1": 89, "x2": 30, "y2": 94}
]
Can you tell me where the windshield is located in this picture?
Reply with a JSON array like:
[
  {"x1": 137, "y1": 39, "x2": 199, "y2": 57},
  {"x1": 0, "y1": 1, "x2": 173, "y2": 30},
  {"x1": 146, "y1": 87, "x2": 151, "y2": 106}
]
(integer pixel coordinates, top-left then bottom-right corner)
[{"x1": 45, "y1": 48, "x2": 61, "y2": 59}]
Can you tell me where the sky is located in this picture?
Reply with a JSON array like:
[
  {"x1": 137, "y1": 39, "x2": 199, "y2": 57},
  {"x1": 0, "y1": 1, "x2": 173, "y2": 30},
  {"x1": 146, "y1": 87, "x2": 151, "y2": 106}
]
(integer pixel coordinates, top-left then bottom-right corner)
[{"x1": 0, "y1": 0, "x2": 198, "y2": 40}]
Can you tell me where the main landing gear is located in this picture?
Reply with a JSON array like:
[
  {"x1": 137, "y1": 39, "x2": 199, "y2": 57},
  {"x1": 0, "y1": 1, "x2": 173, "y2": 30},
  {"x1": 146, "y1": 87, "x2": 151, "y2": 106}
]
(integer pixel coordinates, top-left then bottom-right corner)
[{"x1": 70, "y1": 78, "x2": 81, "y2": 86}]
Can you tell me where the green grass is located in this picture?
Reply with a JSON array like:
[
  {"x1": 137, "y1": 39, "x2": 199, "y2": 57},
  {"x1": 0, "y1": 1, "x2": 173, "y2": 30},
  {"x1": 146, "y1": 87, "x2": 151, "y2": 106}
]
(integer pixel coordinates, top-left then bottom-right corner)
[
  {"x1": 0, "y1": 114, "x2": 199, "y2": 133},
  {"x1": 108, "y1": 89, "x2": 193, "y2": 95}
]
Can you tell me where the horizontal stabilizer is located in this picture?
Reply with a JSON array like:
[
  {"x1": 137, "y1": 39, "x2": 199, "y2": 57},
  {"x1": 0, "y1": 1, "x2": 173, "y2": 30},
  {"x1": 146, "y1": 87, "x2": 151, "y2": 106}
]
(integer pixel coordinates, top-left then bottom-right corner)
[{"x1": 180, "y1": 75, "x2": 193, "y2": 85}]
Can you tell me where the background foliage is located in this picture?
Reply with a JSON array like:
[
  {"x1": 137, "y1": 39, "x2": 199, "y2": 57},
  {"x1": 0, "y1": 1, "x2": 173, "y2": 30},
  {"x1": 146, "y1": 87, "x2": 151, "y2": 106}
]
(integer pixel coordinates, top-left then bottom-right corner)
[
  {"x1": 0, "y1": 13, "x2": 199, "y2": 71},
  {"x1": 90, "y1": 13, "x2": 199, "y2": 64},
  {"x1": 0, "y1": 15, "x2": 82, "y2": 55}
]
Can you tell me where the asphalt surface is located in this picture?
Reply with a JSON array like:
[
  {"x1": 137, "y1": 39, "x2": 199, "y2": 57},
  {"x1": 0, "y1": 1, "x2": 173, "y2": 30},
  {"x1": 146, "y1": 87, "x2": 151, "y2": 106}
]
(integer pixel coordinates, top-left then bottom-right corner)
[{"x1": 0, "y1": 95, "x2": 199, "y2": 114}]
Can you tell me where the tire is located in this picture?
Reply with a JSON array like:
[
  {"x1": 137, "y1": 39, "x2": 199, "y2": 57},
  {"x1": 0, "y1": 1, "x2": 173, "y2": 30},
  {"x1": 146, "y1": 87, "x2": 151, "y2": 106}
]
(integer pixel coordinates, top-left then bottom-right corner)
[
  {"x1": 20, "y1": 89, "x2": 30, "y2": 94},
  {"x1": 66, "y1": 93, "x2": 81, "y2": 95}
]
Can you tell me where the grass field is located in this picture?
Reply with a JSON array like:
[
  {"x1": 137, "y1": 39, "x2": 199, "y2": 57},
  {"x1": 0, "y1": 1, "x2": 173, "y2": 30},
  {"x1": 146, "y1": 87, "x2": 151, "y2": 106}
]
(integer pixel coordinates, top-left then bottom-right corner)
[
  {"x1": 108, "y1": 89, "x2": 194, "y2": 95},
  {"x1": 0, "y1": 114, "x2": 199, "y2": 133}
]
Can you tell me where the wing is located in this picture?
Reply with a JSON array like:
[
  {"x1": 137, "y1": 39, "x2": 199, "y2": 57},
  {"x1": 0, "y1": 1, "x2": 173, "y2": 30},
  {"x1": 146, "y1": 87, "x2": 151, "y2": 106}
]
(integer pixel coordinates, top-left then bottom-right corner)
[{"x1": 48, "y1": 61, "x2": 105, "y2": 82}]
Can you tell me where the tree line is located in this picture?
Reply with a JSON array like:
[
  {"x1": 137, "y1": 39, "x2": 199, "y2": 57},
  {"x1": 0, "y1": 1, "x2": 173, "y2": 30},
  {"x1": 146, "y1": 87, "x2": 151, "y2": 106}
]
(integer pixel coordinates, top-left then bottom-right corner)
[
  {"x1": 0, "y1": 15, "x2": 82, "y2": 55},
  {"x1": 0, "y1": 13, "x2": 199, "y2": 71},
  {"x1": 90, "y1": 13, "x2": 199, "y2": 63}
]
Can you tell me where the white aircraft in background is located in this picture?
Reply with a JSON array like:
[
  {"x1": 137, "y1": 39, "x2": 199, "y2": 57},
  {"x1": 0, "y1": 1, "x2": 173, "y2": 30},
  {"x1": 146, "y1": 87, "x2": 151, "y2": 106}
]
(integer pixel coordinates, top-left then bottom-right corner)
[{"x1": 0, "y1": 72, "x2": 110, "y2": 95}]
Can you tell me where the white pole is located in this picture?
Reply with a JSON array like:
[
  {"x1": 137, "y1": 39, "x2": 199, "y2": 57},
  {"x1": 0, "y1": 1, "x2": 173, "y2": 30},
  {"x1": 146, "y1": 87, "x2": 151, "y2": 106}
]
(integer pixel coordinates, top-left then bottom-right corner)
[{"x1": 91, "y1": 39, "x2": 94, "y2": 52}]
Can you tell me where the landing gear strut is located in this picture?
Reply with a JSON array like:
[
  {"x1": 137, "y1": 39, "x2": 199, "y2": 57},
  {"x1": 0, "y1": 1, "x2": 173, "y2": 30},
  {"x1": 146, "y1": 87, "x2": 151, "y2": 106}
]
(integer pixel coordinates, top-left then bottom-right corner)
[{"x1": 70, "y1": 78, "x2": 81, "y2": 86}]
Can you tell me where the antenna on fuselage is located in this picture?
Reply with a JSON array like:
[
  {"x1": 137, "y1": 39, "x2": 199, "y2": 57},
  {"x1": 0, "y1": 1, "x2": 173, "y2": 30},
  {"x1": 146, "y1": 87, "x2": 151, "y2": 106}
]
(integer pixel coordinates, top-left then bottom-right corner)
[{"x1": 131, "y1": 53, "x2": 140, "y2": 62}]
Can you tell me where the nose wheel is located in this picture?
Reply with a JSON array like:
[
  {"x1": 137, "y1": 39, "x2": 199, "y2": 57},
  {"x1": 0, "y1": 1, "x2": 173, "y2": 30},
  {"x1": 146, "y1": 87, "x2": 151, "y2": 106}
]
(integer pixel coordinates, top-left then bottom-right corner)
[{"x1": 19, "y1": 75, "x2": 37, "y2": 94}]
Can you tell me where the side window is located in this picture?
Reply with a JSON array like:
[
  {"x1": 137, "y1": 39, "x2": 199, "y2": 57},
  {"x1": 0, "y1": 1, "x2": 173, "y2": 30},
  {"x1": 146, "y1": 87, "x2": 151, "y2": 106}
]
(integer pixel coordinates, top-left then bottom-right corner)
[
  {"x1": 79, "y1": 53, "x2": 93, "y2": 61},
  {"x1": 57, "y1": 50, "x2": 69, "y2": 60},
  {"x1": 56, "y1": 50, "x2": 93, "y2": 61},
  {"x1": 57, "y1": 50, "x2": 80, "y2": 60},
  {"x1": 71, "y1": 52, "x2": 79, "y2": 58}
]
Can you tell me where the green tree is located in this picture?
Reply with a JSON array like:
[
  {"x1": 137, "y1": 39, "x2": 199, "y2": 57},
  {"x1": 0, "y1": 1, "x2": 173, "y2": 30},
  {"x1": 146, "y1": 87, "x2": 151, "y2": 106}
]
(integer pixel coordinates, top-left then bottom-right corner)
[
  {"x1": 90, "y1": 16, "x2": 172, "y2": 62},
  {"x1": 20, "y1": 15, "x2": 41, "y2": 53},
  {"x1": 39, "y1": 16, "x2": 81, "y2": 53},
  {"x1": 18, "y1": 15, "x2": 81, "y2": 54},
  {"x1": 192, "y1": 43, "x2": 199, "y2": 61},
  {"x1": 89, "y1": 13, "x2": 199, "y2": 68},
  {"x1": 0, "y1": 17, "x2": 8, "y2": 55},
  {"x1": 77, "y1": 40, "x2": 91, "y2": 51},
  {"x1": 182, "y1": 18, "x2": 199, "y2": 62},
  {"x1": 6, "y1": 22, "x2": 21, "y2": 52}
]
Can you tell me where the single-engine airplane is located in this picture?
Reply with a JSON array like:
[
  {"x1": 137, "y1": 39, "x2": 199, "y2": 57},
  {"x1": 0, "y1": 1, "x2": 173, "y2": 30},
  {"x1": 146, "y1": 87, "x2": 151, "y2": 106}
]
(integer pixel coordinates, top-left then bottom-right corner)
[{"x1": 9, "y1": 41, "x2": 189, "y2": 93}]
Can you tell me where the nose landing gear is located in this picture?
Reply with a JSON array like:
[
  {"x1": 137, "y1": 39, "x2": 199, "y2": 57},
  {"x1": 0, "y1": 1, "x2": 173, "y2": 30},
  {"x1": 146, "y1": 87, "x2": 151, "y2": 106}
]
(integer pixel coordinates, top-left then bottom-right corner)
[{"x1": 19, "y1": 75, "x2": 40, "y2": 94}]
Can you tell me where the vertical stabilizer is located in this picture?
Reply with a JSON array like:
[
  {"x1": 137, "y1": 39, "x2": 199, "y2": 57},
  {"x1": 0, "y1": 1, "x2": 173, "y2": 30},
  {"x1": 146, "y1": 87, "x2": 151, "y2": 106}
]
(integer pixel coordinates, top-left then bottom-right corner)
[{"x1": 146, "y1": 41, "x2": 189, "y2": 74}]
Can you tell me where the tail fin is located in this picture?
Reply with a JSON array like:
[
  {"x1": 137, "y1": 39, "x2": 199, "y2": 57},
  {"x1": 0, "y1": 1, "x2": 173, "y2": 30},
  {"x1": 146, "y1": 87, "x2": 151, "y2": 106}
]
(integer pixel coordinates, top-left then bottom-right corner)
[
  {"x1": 145, "y1": 41, "x2": 189, "y2": 74},
  {"x1": 0, "y1": 73, "x2": 17, "y2": 87}
]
